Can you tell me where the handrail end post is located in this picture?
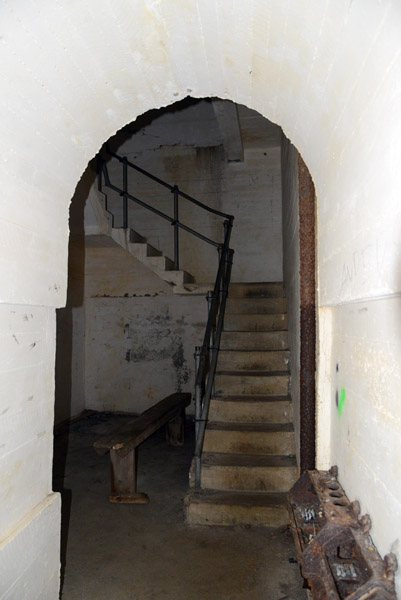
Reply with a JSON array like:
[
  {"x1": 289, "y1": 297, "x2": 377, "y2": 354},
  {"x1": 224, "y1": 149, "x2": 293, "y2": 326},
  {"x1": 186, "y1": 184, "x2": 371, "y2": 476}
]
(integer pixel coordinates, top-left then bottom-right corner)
[
  {"x1": 194, "y1": 346, "x2": 202, "y2": 439},
  {"x1": 172, "y1": 185, "x2": 179, "y2": 270}
]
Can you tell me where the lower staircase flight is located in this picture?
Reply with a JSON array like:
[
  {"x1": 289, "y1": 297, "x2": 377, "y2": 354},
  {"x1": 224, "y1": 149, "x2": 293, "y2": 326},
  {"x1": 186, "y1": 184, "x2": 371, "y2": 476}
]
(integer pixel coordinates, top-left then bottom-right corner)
[{"x1": 185, "y1": 282, "x2": 298, "y2": 527}]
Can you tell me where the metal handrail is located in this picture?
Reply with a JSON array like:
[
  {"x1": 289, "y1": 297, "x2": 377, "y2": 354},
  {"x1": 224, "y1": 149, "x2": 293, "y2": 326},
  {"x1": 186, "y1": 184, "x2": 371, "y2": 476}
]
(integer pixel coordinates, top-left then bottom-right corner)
[
  {"x1": 98, "y1": 146, "x2": 234, "y2": 269},
  {"x1": 105, "y1": 145, "x2": 232, "y2": 220},
  {"x1": 101, "y1": 166, "x2": 221, "y2": 249},
  {"x1": 193, "y1": 226, "x2": 234, "y2": 489},
  {"x1": 97, "y1": 146, "x2": 235, "y2": 489}
]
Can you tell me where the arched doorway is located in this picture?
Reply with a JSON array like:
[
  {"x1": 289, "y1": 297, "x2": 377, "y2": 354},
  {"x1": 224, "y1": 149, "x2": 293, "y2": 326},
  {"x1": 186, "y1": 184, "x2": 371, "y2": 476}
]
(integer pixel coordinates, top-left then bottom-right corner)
[{"x1": 54, "y1": 96, "x2": 315, "y2": 597}]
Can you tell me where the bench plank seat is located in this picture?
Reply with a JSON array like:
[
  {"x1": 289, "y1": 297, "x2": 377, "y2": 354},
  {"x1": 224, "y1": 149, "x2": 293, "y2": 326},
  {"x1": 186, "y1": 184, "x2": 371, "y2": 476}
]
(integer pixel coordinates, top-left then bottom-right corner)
[
  {"x1": 94, "y1": 392, "x2": 191, "y2": 504},
  {"x1": 94, "y1": 392, "x2": 191, "y2": 457}
]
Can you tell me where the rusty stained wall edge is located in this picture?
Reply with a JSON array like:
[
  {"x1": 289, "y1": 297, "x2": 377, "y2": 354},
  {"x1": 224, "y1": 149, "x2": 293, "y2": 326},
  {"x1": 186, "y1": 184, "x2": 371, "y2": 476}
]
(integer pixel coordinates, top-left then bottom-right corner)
[{"x1": 298, "y1": 154, "x2": 316, "y2": 472}]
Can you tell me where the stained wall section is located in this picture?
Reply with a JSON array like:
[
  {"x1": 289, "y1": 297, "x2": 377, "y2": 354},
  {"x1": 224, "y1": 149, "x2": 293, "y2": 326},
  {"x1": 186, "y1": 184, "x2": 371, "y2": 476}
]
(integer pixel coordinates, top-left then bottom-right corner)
[{"x1": 83, "y1": 240, "x2": 205, "y2": 414}]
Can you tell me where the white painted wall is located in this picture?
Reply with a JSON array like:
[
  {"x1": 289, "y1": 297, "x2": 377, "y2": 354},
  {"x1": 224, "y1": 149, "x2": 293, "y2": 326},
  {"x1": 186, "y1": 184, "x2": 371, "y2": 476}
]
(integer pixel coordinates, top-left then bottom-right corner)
[
  {"x1": 1, "y1": 1, "x2": 401, "y2": 596},
  {"x1": 0, "y1": 306, "x2": 60, "y2": 598},
  {"x1": 281, "y1": 137, "x2": 301, "y2": 464},
  {"x1": 329, "y1": 298, "x2": 401, "y2": 563}
]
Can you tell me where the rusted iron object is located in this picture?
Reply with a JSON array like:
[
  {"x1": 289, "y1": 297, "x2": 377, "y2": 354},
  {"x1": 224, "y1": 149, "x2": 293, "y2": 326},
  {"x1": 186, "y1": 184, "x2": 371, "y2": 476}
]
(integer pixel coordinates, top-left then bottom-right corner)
[
  {"x1": 287, "y1": 466, "x2": 397, "y2": 599},
  {"x1": 298, "y1": 154, "x2": 316, "y2": 472}
]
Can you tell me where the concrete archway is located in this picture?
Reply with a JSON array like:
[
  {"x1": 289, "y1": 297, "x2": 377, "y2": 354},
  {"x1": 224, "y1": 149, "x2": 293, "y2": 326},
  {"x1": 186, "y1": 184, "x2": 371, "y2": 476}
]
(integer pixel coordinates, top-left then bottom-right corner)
[{"x1": 1, "y1": 2, "x2": 401, "y2": 596}]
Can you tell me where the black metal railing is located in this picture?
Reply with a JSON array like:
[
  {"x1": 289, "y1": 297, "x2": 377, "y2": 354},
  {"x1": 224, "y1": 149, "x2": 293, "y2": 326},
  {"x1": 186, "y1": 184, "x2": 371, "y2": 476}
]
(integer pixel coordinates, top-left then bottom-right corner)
[
  {"x1": 98, "y1": 145, "x2": 231, "y2": 269},
  {"x1": 97, "y1": 146, "x2": 234, "y2": 488},
  {"x1": 194, "y1": 233, "x2": 234, "y2": 488}
]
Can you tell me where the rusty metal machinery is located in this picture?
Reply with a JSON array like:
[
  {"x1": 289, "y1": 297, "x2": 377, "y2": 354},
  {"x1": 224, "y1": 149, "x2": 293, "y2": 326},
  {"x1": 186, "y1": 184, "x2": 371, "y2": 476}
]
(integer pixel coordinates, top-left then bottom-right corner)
[{"x1": 287, "y1": 466, "x2": 398, "y2": 600}]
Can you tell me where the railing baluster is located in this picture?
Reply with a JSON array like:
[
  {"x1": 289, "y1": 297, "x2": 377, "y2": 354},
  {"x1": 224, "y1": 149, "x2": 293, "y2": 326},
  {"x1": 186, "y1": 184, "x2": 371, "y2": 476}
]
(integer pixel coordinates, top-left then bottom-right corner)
[
  {"x1": 173, "y1": 185, "x2": 179, "y2": 270},
  {"x1": 194, "y1": 346, "x2": 202, "y2": 440},
  {"x1": 207, "y1": 290, "x2": 215, "y2": 398}
]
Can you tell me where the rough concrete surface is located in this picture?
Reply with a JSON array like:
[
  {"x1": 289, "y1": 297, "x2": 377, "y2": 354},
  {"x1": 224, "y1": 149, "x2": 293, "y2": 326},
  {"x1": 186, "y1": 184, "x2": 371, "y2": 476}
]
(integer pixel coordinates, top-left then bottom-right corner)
[{"x1": 53, "y1": 413, "x2": 306, "y2": 600}]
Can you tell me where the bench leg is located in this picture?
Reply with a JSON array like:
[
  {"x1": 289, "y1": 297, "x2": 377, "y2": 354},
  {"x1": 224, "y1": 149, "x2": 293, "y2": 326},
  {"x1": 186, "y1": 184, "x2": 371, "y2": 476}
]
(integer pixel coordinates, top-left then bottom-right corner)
[
  {"x1": 166, "y1": 409, "x2": 185, "y2": 446},
  {"x1": 109, "y1": 448, "x2": 149, "y2": 504}
]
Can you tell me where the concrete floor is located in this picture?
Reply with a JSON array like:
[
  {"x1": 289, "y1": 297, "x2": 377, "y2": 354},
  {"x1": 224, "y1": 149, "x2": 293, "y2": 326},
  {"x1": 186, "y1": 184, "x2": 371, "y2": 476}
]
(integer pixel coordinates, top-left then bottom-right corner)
[{"x1": 53, "y1": 413, "x2": 307, "y2": 600}]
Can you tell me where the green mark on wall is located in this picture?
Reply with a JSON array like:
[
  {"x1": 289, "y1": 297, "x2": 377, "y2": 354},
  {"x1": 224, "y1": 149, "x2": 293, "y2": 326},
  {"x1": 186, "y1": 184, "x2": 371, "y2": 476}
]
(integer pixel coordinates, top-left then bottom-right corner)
[{"x1": 338, "y1": 387, "x2": 346, "y2": 416}]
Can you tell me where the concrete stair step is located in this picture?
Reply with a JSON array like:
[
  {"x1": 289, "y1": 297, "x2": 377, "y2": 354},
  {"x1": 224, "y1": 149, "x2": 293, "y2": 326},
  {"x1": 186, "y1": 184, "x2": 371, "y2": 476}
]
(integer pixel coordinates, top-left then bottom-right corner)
[
  {"x1": 128, "y1": 241, "x2": 162, "y2": 260},
  {"x1": 226, "y1": 297, "x2": 288, "y2": 315},
  {"x1": 203, "y1": 422, "x2": 296, "y2": 455},
  {"x1": 224, "y1": 313, "x2": 288, "y2": 331},
  {"x1": 128, "y1": 229, "x2": 147, "y2": 244},
  {"x1": 143, "y1": 255, "x2": 175, "y2": 271},
  {"x1": 214, "y1": 371, "x2": 289, "y2": 396},
  {"x1": 110, "y1": 227, "x2": 194, "y2": 287},
  {"x1": 195, "y1": 453, "x2": 298, "y2": 492},
  {"x1": 163, "y1": 270, "x2": 194, "y2": 285},
  {"x1": 220, "y1": 331, "x2": 288, "y2": 351},
  {"x1": 185, "y1": 489, "x2": 288, "y2": 527},
  {"x1": 173, "y1": 283, "x2": 213, "y2": 295},
  {"x1": 228, "y1": 282, "x2": 285, "y2": 299},
  {"x1": 110, "y1": 227, "x2": 131, "y2": 250},
  {"x1": 208, "y1": 395, "x2": 293, "y2": 423},
  {"x1": 217, "y1": 350, "x2": 290, "y2": 371}
]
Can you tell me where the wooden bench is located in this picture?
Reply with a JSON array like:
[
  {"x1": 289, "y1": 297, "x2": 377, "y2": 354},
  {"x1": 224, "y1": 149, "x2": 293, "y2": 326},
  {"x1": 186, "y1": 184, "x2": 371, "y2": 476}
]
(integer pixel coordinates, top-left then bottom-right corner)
[{"x1": 94, "y1": 392, "x2": 191, "y2": 504}]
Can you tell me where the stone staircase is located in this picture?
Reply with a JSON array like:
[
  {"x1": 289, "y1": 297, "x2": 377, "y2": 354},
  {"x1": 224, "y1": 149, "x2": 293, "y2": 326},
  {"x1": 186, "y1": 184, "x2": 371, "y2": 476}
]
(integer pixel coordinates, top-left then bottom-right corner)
[
  {"x1": 185, "y1": 282, "x2": 298, "y2": 527},
  {"x1": 87, "y1": 185, "x2": 195, "y2": 290},
  {"x1": 110, "y1": 227, "x2": 194, "y2": 288}
]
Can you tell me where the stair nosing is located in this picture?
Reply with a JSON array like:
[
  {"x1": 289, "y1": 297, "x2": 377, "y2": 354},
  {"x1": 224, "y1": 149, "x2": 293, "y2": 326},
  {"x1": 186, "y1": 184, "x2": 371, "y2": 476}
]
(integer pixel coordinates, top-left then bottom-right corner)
[
  {"x1": 201, "y1": 452, "x2": 297, "y2": 468},
  {"x1": 224, "y1": 330, "x2": 288, "y2": 334},
  {"x1": 215, "y1": 370, "x2": 289, "y2": 377},
  {"x1": 218, "y1": 349, "x2": 290, "y2": 353},
  {"x1": 225, "y1": 313, "x2": 288, "y2": 317},
  {"x1": 211, "y1": 394, "x2": 292, "y2": 403},
  {"x1": 187, "y1": 489, "x2": 288, "y2": 507},
  {"x1": 206, "y1": 422, "x2": 294, "y2": 433}
]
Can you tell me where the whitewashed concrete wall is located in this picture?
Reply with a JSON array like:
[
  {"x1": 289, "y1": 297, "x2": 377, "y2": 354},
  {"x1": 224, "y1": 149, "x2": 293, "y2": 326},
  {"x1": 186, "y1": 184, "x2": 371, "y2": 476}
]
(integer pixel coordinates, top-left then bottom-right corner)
[
  {"x1": 281, "y1": 138, "x2": 301, "y2": 464},
  {"x1": 0, "y1": 306, "x2": 60, "y2": 598},
  {"x1": 83, "y1": 240, "x2": 205, "y2": 414},
  {"x1": 1, "y1": 1, "x2": 401, "y2": 596}
]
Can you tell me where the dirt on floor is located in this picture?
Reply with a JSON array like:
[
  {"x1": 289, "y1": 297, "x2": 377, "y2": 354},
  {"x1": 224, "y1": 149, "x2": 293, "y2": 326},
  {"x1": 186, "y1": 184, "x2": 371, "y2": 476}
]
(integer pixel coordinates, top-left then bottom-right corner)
[{"x1": 53, "y1": 412, "x2": 307, "y2": 600}]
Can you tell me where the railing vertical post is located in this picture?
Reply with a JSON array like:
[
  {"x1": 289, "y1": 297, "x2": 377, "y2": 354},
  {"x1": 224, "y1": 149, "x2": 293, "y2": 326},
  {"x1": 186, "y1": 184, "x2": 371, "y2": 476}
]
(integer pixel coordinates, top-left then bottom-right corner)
[
  {"x1": 173, "y1": 185, "x2": 179, "y2": 270},
  {"x1": 221, "y1": 218, "x2": 232, "y2": 305},
  {"x1": 194, "y1": 346, "x2": 202, "y2": 440},
  {"x1": 207, "y1": 290, "x2": 215, "y2": 398},
  {"x1": 123, "y1": 156, "x2": 128, "y2": 229},
  {"x1": 194, "y1": 345, "x2": 202, "y2": 489},
  {"x1": 223, "y1": 219, "x2": 230, "y2": 239}
]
